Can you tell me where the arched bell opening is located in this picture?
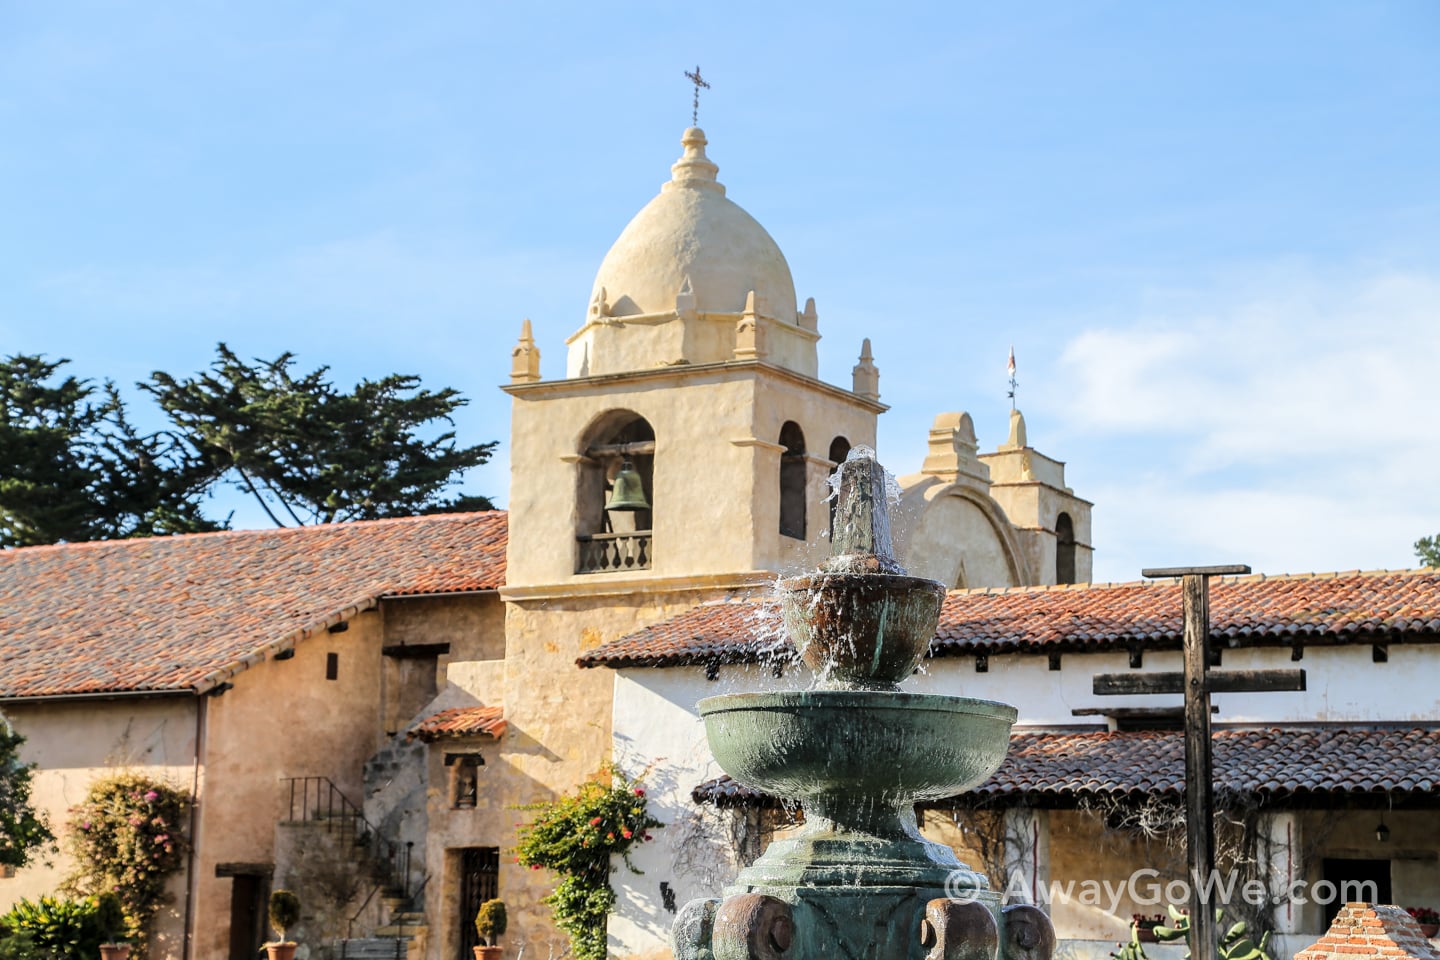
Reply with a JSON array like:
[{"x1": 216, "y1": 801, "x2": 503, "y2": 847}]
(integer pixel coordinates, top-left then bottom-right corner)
[
  {"x1": 575, "y1": 410, "x2": 655, "y2": 573},
  {"x1": 779, "y1": 421, "x2": 807, "y2": 540},
  {"x1": 1055, "y1": 511, "x2": 1076, "y2": 585}
]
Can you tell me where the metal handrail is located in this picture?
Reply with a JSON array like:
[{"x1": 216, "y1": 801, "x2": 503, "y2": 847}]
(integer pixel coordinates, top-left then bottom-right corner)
[{"x1": 281, "y1": 776, "x2": 414, "y2": 901}]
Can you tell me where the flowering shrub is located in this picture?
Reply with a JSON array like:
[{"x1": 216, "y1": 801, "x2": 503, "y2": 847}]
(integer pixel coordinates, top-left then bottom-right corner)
[
  {"x1": 63, "y1": 774, "x2": 189, "y2": 957},
  {"x1": 514, "y1": 766, "x2": 662, "y2": 960},
  {"x1": 1408, "y1": 906, "x2": 1440, "y2": 926},
  {"x1": 0, "y1": 728, "x2": 53, "y2": 871}
]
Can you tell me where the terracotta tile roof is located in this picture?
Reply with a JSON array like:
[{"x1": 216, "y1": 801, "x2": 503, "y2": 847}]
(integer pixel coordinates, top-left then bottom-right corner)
[
  {"x1": 0, "y1": 511, "x2": 507, "y2": 700},
  {"x1": 694, "y1": 727, "x2": 1440, "y2": 807},
  {"x1": 578, "y1": 569, "x2": 1440, "y2": 668},
  {"x1": 408, "y1": 705, "x2": 507, "y2": 742}
]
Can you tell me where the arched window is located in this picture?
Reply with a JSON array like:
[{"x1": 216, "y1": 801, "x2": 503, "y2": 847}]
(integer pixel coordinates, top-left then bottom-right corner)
[
  {"x1": 576, "y1": 411, "x2": 655, "y2": 573},
  {"x1": 1055, "y1": 512, "x2": 1076, "y2": 585},
  {"x1": 779, "y1": 421, "x2": 807, "y2": 540},
  {"x1": 826, "y1": 437, "x2": 851, "y2": 531}
]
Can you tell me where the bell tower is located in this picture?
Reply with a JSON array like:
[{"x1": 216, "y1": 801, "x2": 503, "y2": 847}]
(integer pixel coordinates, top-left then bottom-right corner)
[{"x1": 501, "y1": 127, "x2": 883, "y2": 595}]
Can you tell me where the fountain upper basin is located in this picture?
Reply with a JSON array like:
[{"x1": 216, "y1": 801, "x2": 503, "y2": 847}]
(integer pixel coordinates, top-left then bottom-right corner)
[
  {"x1": 699, "y1": 691, "x2": 1017, "y2": 805},
  {"x1": 778, "y1": 573, "x2": 946, "y2": 689}
]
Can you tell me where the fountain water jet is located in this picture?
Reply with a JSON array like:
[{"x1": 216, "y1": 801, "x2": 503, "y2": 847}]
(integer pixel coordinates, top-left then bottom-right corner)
[{"x1": 672, "y1": 451, "x2": 1055, "y2": 960}]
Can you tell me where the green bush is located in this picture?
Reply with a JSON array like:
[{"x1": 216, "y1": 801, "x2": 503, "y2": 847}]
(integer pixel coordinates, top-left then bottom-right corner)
[
  {"x1": 475, "y1": 899, "x2": 507, "y2": 946},
  {"x1": 268, "y1": 890, "x2": 301, "y2": 944},
  {"x1": 515, "y1": 765, "x2": 663, "y2": 960},
  {"x1": 94, "y1": 892, "x2": 126, "y2": 944},
  {"x1": 0, "y1": 896, "x2": 102, "y2": 959}
]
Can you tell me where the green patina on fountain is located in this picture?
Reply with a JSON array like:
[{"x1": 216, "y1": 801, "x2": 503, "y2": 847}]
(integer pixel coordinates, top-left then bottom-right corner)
[{"x1": 672, "y1": 452, "x2": 1056, "y2": 960}]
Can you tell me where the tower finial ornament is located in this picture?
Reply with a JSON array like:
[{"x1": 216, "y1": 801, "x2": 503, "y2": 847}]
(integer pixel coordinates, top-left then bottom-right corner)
[{"x1": 684, "y1": 65, "x2": 710, "y2": 126}]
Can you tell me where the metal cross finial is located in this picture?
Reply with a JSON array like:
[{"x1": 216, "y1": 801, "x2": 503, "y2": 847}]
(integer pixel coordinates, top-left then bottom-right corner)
[{"x1": 684, "y1": 65, "x2": 710, "y2": 126}]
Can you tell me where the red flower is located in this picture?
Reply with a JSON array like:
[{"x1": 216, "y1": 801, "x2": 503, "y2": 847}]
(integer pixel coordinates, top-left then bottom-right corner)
[
  {"x1": 590, "y1": 817, "x2": 603, "y2": 826},
  {"x1": 634, "y1": 788, "x2": 645, "y2": 797},
  {"x1": 622, "y1": 830, "x2": 632, "y2": 839}
]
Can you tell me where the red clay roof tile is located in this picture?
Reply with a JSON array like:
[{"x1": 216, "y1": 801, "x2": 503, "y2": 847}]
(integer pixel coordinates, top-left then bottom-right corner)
[
  {"x1": 0, "y1": 511, "x2": 506, "y2": 699},
  {"x1": 579, "y1": 570, "x2": 1440, "y2": 668},
  {"x1": 694, "y1": 726, "x2": 1440, "y2": 806},
  {"x1": 408, "y1": 705, "x2": 507, "y2": 742}
]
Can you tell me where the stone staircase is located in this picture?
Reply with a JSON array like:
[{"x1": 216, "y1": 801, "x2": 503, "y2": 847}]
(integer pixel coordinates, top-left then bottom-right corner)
[{"x1": 275, "y1": 777, "x2": 428, "y2": 960}]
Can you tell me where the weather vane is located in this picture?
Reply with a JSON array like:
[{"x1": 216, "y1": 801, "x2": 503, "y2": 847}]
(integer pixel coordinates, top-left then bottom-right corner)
[
  {"x1": 684, "y1": 65, "x2": 710, "y2": 126},
  {"x1": 1007, "y1": 346, "x2": 1018, "y2": 410}
]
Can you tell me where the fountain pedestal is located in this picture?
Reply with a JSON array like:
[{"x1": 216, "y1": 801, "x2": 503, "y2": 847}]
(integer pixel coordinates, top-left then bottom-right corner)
[{"x1": 672, "y1": 453, "x2": 1056, "y2": 960}]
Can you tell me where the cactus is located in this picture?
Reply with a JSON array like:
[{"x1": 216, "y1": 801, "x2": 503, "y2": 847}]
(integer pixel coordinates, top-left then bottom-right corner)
[{"x1": 1151, "y1": 906, "x2": 1272, "y2": 960}]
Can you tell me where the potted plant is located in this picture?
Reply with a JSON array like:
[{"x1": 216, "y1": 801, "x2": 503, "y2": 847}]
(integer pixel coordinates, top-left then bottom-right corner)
[
  {"x1": 1407, "y1": 907, "x2": 1440, "y2": 939},
  {"x1": 474, "y1": 899, "x2": 507, "y2": 960},
  {"x1": 95, "y1": 893, "x2": 130, "y2": 960},
  {"x1": 265, "y1": 890, "x2": 301, "y2": 960},
  {"x1": 1132, "y1": 914, "x2": 1163, "y2": 943}
]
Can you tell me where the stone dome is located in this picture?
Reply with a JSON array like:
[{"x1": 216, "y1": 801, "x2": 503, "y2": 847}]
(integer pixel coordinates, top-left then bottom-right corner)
[{"x1": 587, "y1": 128, "x2": 798, "y2": 322}]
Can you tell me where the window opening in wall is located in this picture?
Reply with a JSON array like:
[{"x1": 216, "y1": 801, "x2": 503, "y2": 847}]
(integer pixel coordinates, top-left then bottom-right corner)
[
  {"x1": 1321, "y1": 859, "x2": 1390, "y2": 930},
  {"x1": 457, "y1": 847, "x2": 500, "y2": 960},
  {"x1": 325, "y1": 652, "x2": 339, "y2": 681},
  {"x1": 779, "y1": 421, "x2": 807, "y2": 540},
  {"x1": 827, "y1": 437, "x2": 850, "y2": 529},
  {"x1": 447, "y1": 753, "x2": 483, "y2": 809},
  {"x1": 576, "y1": 411, "x2": 655, "y2": 574},
  {"x1": 1055, "y1": 512, "x2": 1076, "y2": 585}
]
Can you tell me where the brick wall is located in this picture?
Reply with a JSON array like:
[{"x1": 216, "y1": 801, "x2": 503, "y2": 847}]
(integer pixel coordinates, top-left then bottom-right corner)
[{"x1": 1294, "y1": 903, "x2": 1439, "y2": 960}]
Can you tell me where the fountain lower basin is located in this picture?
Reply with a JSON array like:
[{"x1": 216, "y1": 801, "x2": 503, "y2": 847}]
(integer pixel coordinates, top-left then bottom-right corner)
[{"x1": 700, "y1": 690, "x2": 1016, "y2": 822}]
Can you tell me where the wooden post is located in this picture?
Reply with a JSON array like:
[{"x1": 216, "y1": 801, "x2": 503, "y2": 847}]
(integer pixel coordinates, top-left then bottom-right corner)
[
  {"x1": 1182, "y1": 572, "x2": 1217, "y2": 960},
  {"x1": 1141, "y1": 564, "x2": 1250, "y2": 960}
]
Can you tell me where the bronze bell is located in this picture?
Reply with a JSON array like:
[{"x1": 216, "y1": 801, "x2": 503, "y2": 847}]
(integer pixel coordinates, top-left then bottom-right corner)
[{"x1": 605, "y1": 460, "x2": 651, "y2": 512}]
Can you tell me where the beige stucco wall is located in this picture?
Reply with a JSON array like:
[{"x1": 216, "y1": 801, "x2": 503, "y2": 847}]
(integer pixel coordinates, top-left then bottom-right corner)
[
  {"x1": 381, "y1": 593, "x2": 506, "y2": 732},
  {"x1": 504, "y1": 362, "x2": 880, "y2": 588},
  {"x1": 422, "y1": 584, "x2": 759, "y2": 960},
  {"x1": 1, "y1": 697, "x2": 198, "y2": 959},
  {"x1": 190, "y1": 607, "x2": 387, "y2": 960},
  {"x1": 1292, "y1": 809, "x2": 1440, "y2": 935},
  {"x1": 899, "y1": 487, "x2": 1026, "y2": 588}
]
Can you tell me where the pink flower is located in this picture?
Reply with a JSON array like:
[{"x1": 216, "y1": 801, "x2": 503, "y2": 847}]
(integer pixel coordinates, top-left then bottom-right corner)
[
  {"x1": 633, "y1": 788, "x2": 645, "y2": 797},
  {"x1": 144, "y1": 790, "x2": 159, "y2": 802}
]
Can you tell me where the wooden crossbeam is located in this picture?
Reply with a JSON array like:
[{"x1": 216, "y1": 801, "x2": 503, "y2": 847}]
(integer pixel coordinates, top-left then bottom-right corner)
[{"x1": 1093, "y1": 668, "x2": 1306, "y2": 696}]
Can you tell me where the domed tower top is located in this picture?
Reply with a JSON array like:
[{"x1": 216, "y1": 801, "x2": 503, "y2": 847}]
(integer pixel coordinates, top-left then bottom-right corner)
[{"x1": 566, "y1": 128, "x2": 819, "y2": 378}]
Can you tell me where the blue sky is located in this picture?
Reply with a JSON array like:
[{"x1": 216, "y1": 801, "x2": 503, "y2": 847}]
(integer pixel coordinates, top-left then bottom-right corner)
[{"x1": 3, "y1": 2, "x2": 1436, "y2": 581}]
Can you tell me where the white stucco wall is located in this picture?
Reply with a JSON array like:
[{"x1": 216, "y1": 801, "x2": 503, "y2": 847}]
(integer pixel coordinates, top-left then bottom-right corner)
[{"x1": 606, "y1": 641, "x2": 1440, "y2": 955}]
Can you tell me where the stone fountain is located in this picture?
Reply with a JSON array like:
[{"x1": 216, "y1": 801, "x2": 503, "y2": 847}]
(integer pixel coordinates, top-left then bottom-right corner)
[{"x1": 672, "y1": 452, "x2": 1056, "y2": 960}]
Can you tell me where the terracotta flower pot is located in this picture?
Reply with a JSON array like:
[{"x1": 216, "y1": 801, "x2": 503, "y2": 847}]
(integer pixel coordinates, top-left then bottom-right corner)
[
  {"x1": 1420, "y1": 923, "x2": 1439, "y2": 939},
  {"x1": 1135, "y1": 927, "x2": 1159, "y2": 943},
  {"x1": 474, "y1": 946, "x2": 503, "y2": 960},
  {"x1": 100, "y1": 945, "x2": 133, "y2": 960},
  {"x1": 266, "y1": 943, "x2": 298, "y2": 960}
]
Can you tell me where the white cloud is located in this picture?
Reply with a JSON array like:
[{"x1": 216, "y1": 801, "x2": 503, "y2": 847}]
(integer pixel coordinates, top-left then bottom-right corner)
[{"x1": 1047, "y1": 266, "x2": 1440, "y2": 580}]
